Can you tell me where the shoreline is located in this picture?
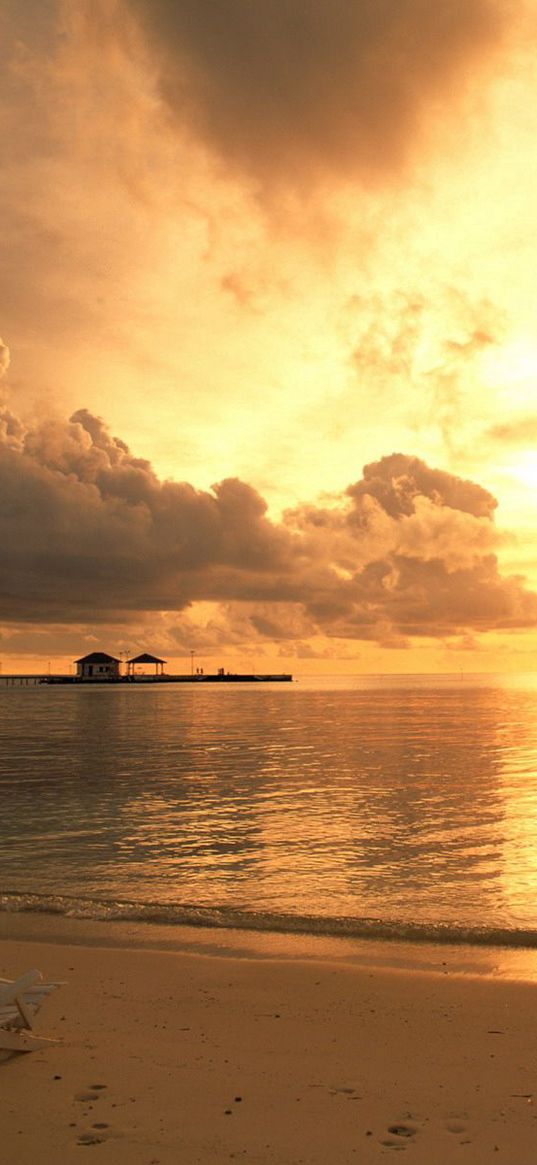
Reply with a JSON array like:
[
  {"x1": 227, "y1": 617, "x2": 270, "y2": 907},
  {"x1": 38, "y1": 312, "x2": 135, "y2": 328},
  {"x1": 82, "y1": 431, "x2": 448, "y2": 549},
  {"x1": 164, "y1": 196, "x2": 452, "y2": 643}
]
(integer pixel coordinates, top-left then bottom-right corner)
[
  {"x1": 4, "y1": 907, "x2": 537, "y2": 982},
  {"x1": 3, "y1": 916, "x2": 537, "y2": 1162}
]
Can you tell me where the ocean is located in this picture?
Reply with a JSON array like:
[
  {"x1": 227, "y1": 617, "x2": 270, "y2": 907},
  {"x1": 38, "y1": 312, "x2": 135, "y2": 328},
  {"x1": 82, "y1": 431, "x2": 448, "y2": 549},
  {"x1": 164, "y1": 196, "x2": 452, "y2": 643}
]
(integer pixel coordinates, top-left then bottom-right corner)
[{"x1": 3, "y1": 674, "x2": 537, "y2": 956}]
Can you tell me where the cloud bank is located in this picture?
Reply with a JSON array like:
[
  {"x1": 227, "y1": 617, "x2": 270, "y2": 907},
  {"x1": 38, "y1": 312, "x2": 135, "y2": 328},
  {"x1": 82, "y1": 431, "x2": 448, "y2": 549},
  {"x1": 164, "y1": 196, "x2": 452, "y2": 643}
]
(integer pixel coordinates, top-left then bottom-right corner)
[
  {"x1": 130, "y1": 0, "x2": 508, "y2": 189},
  {"x1": 1, "y1": 404, "x2": 536, "y2": 651}
]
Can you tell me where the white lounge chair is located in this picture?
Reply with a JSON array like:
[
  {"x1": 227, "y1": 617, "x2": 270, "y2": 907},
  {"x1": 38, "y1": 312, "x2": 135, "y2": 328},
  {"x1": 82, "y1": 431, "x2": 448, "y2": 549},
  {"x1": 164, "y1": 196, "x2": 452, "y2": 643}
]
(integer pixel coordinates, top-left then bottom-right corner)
[{"x1": 0, "y1": 969, "x2": 62, "y2": 1053}]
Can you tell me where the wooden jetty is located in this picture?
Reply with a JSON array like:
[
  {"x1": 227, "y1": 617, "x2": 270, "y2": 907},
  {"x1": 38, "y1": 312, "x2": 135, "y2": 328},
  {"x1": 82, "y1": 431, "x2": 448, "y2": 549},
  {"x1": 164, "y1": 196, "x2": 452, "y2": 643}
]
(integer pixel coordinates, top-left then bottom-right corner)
[
  {"x1": 0, "y1": 672, "x2": 293, "y2": 686},
  {"x1": 42, "y1": 672, "x2": 293, "y2": 685},
  {"x1": 0, "y1": 650, "x2": 292, "y2": 686}
]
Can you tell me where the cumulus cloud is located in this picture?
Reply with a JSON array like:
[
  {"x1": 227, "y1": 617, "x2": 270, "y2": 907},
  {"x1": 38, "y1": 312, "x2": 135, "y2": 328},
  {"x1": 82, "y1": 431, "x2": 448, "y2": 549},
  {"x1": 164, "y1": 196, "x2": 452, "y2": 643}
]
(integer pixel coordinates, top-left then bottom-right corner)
[
  {"x1": 347, "y1": 453, "x2": 497, "y2": 519},
  {"x1": 130, "y1": 0, "x2": 508, "y2": 190},
  {"x1": 0, "y1": 406, "x2": 295, "y2": 622},
  {"x1": 1, "y1": 405, "x2": 536, "y2": 651}
]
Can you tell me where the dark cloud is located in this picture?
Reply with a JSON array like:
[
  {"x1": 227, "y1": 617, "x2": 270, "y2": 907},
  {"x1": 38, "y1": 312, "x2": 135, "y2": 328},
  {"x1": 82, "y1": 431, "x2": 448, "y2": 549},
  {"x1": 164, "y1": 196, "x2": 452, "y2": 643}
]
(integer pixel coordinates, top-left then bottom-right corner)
[
  {"x1": 1, "y1": 406, "x2": 536, "y2": 648},
  {"x1": 0, "y1": 406, "x2": 296, "y2": 622},
  {"x1": 347, "y1": 452, "x2": 497, "y2": 519},
  {"x1": 309, "y1": 555, "x2": 537, "y2": 641},
  {"x1": 130, "y1": 0, "x2": 508, "y2": 189}
]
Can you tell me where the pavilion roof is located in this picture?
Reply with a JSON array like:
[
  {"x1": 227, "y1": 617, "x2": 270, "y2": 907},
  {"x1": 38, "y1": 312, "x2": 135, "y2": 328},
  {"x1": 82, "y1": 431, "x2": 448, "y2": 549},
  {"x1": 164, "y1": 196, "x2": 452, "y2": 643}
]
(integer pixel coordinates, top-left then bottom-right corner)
[
  {"x1": 75, "y1": 652, "x2": 120, "y2": 664},
  {"x1": 127, "y1": 653, "x2": 167, "y2": 664}
]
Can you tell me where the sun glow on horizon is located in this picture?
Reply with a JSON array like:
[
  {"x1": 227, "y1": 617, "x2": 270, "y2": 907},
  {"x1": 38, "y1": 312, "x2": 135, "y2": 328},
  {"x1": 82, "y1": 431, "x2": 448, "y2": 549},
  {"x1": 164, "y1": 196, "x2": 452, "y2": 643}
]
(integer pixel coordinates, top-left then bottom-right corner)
[
  {"x1": 508, "y1": 453, "x2": 537, "y2": 493},
  {"x1": 480, "y1": 337, "x2": 537, "y2": 397}
]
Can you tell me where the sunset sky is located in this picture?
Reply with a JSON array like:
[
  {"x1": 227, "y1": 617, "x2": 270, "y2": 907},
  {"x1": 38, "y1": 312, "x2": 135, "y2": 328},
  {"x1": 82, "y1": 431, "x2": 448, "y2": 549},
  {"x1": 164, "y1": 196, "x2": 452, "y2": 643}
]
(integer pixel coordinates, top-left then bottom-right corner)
[{"x1": 2, "y1": 0, "x2": 537, "y2": 674}]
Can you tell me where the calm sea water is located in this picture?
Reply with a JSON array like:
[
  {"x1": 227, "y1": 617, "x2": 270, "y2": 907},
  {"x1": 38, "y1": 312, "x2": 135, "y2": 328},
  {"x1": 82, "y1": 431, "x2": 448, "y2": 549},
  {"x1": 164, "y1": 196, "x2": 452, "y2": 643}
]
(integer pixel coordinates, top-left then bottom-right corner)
[{"x1": 3, "y1": 674, "x2": 537, "y2": 947}]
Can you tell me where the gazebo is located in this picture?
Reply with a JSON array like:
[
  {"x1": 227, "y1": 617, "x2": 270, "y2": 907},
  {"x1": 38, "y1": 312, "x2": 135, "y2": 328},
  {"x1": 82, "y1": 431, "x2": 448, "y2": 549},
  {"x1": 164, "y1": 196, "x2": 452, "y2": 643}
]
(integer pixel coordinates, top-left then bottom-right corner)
[{"x1": 126, "y1": 653, "x2": 167, "y2": 677}]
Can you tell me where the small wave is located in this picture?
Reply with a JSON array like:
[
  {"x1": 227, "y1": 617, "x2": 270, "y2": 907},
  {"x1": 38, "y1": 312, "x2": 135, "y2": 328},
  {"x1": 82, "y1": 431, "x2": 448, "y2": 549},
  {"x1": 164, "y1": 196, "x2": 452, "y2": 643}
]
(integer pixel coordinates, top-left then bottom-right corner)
[{"x1": 2, "y1": 891, "x2": 537, "y2": 950}]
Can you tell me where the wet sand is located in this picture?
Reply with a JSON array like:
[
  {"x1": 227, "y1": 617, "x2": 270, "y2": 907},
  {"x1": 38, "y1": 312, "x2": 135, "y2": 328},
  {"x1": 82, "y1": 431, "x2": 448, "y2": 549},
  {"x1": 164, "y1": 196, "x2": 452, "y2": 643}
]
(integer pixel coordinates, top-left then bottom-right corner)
[{"x1": 2, "y1": 913, "x2": 537, "y2": 1163}]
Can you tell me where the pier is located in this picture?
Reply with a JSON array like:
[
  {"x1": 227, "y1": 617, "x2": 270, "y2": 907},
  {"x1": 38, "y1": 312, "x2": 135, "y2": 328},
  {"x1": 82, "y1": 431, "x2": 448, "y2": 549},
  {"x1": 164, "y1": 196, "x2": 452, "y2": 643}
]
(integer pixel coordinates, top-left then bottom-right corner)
[
  {"x1": 0, "y1": 649, "x2": 292, "y2": 685},
  {"x1": 1, "y1": 673, "x2": 293, "y2": 686},
  {"x1": 44, "y1": 672, "x2": 293, "y2": 685}
]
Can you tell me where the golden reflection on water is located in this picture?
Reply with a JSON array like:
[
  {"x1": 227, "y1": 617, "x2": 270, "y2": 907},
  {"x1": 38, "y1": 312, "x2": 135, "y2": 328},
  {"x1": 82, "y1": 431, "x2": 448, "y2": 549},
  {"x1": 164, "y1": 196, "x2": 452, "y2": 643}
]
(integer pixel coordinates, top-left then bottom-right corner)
[
  {"x1": 3, "y1": 675, "x2": 537, "y2": 937},
  {"x1": 493, "y1": 687, "x2": 537, "y2": 923}
]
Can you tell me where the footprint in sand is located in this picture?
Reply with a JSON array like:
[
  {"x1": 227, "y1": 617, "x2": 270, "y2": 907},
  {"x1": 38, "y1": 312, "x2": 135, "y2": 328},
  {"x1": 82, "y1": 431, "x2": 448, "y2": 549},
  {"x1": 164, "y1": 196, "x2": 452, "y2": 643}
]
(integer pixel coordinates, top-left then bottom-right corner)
[
  {"x1": 77, "y1": 1132, "x2": 106, "y2": 1146},
  {"x1": 444, "y1": 1109, "x2": 469, "y2": 1131},
  {"x1": 76, "y1": 1122, "x2": 112, "y2": 1147},
  {"x1": 380, "y1": 1123, "x2": 418, "y2": 1149},
  {"x1": 74, "y1": 1084, "x2": 108, "y2": 1103},
  {"x1": 445, "y1": 1117, "x2": 472, "y2": 1144}
]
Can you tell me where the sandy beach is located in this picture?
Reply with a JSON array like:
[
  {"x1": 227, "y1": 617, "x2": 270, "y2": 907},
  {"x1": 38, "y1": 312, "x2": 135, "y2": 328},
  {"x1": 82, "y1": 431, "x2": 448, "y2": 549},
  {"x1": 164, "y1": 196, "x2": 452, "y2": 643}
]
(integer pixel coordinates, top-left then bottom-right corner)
[{"x1": 2, "y1": 914, "x2": 537, "y2": 1164}]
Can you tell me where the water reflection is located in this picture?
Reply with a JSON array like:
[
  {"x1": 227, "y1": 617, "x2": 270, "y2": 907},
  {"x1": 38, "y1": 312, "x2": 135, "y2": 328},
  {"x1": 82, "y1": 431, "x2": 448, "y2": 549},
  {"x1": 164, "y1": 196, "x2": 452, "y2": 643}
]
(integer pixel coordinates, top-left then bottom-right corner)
[
  {"x1": 492, "y1": 688, "x2": 537, "y2": 922},
  {"x1": 1, "y1": 678, "x2": 537, "y2": 929}
]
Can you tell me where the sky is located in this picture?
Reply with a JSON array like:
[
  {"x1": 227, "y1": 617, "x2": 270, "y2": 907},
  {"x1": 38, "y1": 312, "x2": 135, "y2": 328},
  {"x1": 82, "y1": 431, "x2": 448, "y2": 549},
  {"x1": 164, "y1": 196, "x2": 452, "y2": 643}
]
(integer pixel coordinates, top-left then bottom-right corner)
[{"x1": 2, "y1": 0, "x2": 537, "y2": 674}]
